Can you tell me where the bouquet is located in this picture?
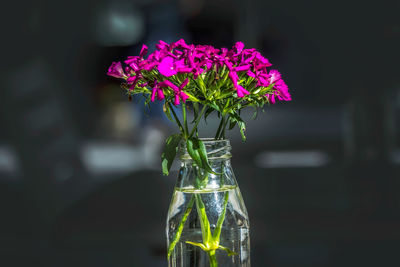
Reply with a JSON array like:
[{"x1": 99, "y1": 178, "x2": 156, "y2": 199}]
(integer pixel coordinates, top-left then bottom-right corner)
[
  {"x1": 107, "y1": 39, "x2": 291, "y2": 265},
  {"x1": 108, "y1": 39, "x2": 290, "y2": 175}
]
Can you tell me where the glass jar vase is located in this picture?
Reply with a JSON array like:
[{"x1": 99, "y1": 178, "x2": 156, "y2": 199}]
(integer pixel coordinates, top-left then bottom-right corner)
[{"x1": 166, "y1": 139, "x2": 250, "y2": 267}]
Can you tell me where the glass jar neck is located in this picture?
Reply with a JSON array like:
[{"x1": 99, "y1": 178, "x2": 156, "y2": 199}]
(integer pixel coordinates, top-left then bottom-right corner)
[
  {"x1": 176, "y1": 139, "x2": 236, "y2": 190},
  {"x1": 179, "y1": 138, "x2": 232, "y2": 162}
]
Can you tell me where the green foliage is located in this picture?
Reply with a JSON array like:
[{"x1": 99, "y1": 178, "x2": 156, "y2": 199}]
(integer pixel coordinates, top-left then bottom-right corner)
[
  {"x1": 123, "y1": 66, "x2": 281, "y2": 174},
  {"x1": 186, "y1": 138, "x2": 218, "y2": 175},
  {"x1": 161, "y1": 134, "x2": 182, "y2": 176}
]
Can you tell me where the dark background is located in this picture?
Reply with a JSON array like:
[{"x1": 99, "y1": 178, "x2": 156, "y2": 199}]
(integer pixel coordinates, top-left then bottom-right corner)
[{"x1": 1, "y1": 0, "x2": 400, "y2": 266}]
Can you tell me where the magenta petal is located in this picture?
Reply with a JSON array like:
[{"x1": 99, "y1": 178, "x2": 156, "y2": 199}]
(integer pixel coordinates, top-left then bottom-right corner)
[
  {"x1": 179, "y1": 78, "x2": 189, "y2": 90},
  {"x1": 177, "y1": 67, "x2": 193, "y2": 73},
  {"x1": 257, "y1": 76, "x2": 270, "y2": 87},
  {"x1": 107, "y1": 62, "x2": 125, "y2": 78},
  {"x1": 127, "y1": 76, "x2": 138, "y2": 83},
  {"x1": 156, "y1": 40, "x2": 169, "y2": 50},
  {"x1": 247, "y1": 70, "x2": 256, "y2": 78},
  {"x1": 174, "y1": 58, "x2": 186, "y2": 68},
  {"x1": 124, "y1": 56, "x2": 140, "y2": 66},
  {"x1": 143, "y1": 61, "x2": 157, "y2": 71},
  {"x1": 151, "y1": 88, "x2": 156, "y2": 102},
  {"x1": 140, "y1": 44, "x2": 148, "y2": 57},
  {"x1": 174, "y1": 39, "x2": 190, "y2": 49},
  {"x1": 180, "y1": 91, "x2": 189, "y2": 102},
  {"x1": 234, "y1": 42, "x2": 245, "y2": 53},
  {"x1": 228, "y1": 71, "x2": 238, "y2": 83},
  {"x1": 236, "y1": 84, "x2": 250, "y2": 98},
  {"x1": 270, "y1": 95, "x2": 276, "y2": 104},
  {"x1": 224, "y1": 60, "x2": 234, "y2": 71},
  {"x1": 161, "y1": 80, "x2": 179, "y2": 91},
  {"x1": 157, "y1": 89, "x2": 165, "y2": 100},
  {"x1": 269, "y1": 69, "x2": 282, "y2": 84},
  {"x1": 174, "y1": 94, "x2": 180, "y2": 105},
  {"x1": 158, "y1": 56, "x2": 177, "y2": 77},
  {"x1": 274, "y1": 79, "x2": 291, "y2": 101},
  {"x1": 234, "y1": 65, "x2": 251, "y2": 72}
]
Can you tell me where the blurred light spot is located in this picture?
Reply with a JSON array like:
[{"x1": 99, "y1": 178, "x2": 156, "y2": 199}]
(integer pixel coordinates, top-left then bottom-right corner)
[
  {"x1": 82, "y1": 142, "x2": 141, "y2": 175},
  {"x1": 92, "y1": 1, "x2": 144, "y2": 46},
  {"x1": 0, "y1": 146, "x2": 19, "y2": 175},
  {"x1": 255, "y1": 150, "x2": 330, "y2": 168}
]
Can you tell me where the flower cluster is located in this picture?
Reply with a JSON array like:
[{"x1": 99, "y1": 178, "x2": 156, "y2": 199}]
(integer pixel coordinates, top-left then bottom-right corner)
[
  {"x1": 107, "y1": 39, "x2": 292, "y2": 155},
  {"x1": 107, "y1": 39, "x2": 291, "y2": 106}
]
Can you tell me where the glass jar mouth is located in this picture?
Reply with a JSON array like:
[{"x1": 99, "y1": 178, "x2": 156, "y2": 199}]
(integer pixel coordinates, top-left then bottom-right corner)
[{"x1": 179, "y1": 138, "x2": 232, "y2": 160}]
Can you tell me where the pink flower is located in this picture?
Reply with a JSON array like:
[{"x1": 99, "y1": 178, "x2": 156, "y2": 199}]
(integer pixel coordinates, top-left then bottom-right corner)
[
  {"x1": 274, "y1": 79, "x2": 291, "y2": 101},
  {"x1": 234, "y1": 64, "x2": 251, "y2": 72},
  {"x1": 233, "y1": 42, "x2": 245, "y2": 55},
  {"x1": 151, "y1": 81, "x2": 165, "y2": 102},
  {"x1": 127, "y1": 74, "x2": 142, "y2": 89},
  {"x1": 173, "y1": 39, "x2": 191, "y2": 50},
  {"x1": 225, "y1": 60, "x2": 250, "y2": 98},
  {"x1": 158, "y1": 57, "x2": 188, "y2": 77},
  {"x1": 268, "y1": 69, "x2": 281, "y2": 84},
  {"x1": 107, "y1": 62, "x2": 125, "y2": 79},
  {"x1": 265, "y1": 79, "x2": 291, "y2": 103},
  {"x1": 139, "y1": 44, "x2": 148, "y2": 57},
  {"x1": 156, "y1": 40, "x2": 170, "y2": 51},
  {"x1": 158, "y1": 56, "x2": 176, "y2": 76},
  {"x1": 235, "y1": 83, "x2": 250, "y2": 98},
  {"x1": 253, "y1": 52, "x2": 272, "y2": 70},
  {"x1": 160, "y1": 79, "x2": 189, "y2": 105},
  {"x1": 266, "y1": 94, "x2": 276, "y2": 104}
]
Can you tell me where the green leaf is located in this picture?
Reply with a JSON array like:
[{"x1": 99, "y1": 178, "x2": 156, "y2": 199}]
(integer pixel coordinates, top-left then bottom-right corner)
[
  {"x1": 187, "y1": 138, "x2": 219, "y2": 175},
  {"x1": 186, "y1": 241, "x2": 208, "y2": 251},
  {"x1": 218, "y1": 245, "x2": 238, "y2": 256},
  {"x1": 230, "y1": 112, "x2": 247, "y2": 141},
  {"x1": 185, "y1": 91, "x2": 199, "y2": 102},
  {"x1": 186, "y1": 138, "x2": 203, "y2": 168},
  {"x1": 238, "y1": 121, "x2": 246, "y2": 141},
  {"x1": 197, "y1": 138, "x2": 218, "y2": 175},
  {"x1": 209, "y1": 102, "x2": 221, "y2": 113},
  {"x1": 229, "y1": 118, "x2": 236, "y2": 130},
  {"x1": 161, "y1": 134, "x2": 182, "y2": 176},
  {"x1": 251, "y1": 107, "x2": 258, "y2": 120},
  {"x1": 191, "y1": 102, "x2": 199, "y2": 124}
]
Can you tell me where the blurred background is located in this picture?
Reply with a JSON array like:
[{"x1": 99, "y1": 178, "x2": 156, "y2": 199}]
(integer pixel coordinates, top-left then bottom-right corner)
[{"x1": 0, "y1": 0, "x2": 399, "y2": 266}]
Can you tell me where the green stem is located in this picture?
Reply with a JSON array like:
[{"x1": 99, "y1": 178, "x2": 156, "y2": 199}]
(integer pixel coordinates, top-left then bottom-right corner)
[
  {"x1": 212, "y1": 191, "x2": 229, "y2": 241},
  {"x1": 221, "y1": 114, "x2": 230, "y2": 139},
  {"x1": 189, "y1": 104, "x2": 207, "y2": 138},
  {"x1": 182, "y1": 102, "x2": 189, "y2": 136},
  {"x1": 167, "y1": 195, "x2": 195, "y2": 260},
  {"x1": 208, "y1": 250, "x2": 218, "y2": 267},
  {"x1": 214, "y1": 115, "x2": 225, "y2": 139},
  {"x1": 194, "y1": 194, "x2": 212, "y2": 245},
  {"x1": 168, "y1": 103, "x2": 185, "y2": 137}
]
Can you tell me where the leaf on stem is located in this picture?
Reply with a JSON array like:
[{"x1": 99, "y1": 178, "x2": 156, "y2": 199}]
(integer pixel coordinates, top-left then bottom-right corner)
[
  {"x1": 186, "y1": 137, "x2": 203, "y2": 169},
  {"x1": 161, "y1": 134, "x2": 182, "y2": 175},
  {"x1": 186, "y1": 241, "x2": 208, "y2": 251},
  {"x1": 187, "y1": 138, "x2": 219, "y2": 175},
  {"x1": 230, "y1": 112, "x2": 247, "y2": 141},
  {"x1": 191, "y1": 102, "x2": 199, "y2": 124},
  {"x1": 218, "y1": 245, "x2": 238, "y2": 256},
  {"x1": 251, "y1": 106, "x2": 258, "y2": 120}
]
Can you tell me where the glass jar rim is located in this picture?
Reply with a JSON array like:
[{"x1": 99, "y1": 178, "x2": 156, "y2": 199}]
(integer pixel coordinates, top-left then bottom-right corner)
[{"x1": 179, "y1": 138, "x2": 232, "y2": 160}]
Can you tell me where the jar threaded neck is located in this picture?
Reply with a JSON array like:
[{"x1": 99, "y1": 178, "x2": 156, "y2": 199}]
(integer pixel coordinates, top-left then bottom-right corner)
[{"x1": 179, "y1": 139, "x2": 232, "y2": 161}]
